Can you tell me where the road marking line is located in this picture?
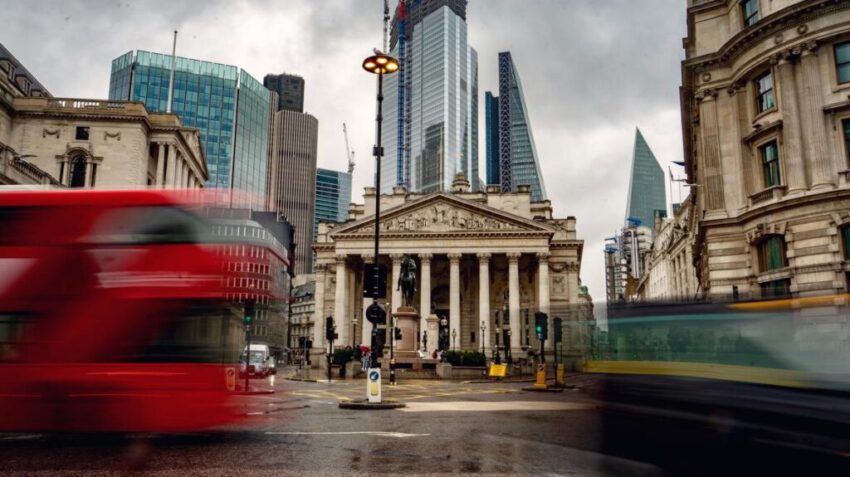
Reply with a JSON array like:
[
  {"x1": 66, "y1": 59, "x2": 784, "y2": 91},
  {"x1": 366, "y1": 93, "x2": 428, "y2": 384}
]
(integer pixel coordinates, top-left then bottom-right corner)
[
  {"x1": 397, "y1": 401, "x2": 596, "y2": 412},
  {"x1": 265, "y1": 431, "x2": 429, "y2": 438}
]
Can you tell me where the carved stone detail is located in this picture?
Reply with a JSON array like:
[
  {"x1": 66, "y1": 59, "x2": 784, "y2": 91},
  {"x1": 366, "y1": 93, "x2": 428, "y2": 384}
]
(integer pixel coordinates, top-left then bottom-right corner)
[
  {"x1": 359, "y1": 203, "x2": 524, "y2": 233},
  {"x1": 104, "y1": 131, "x2": 121, "y2": 141},
  {"x1": 42, "y1": 128, "x2": 60, "y2": 138},
  {"x1": 476, "y1": 252, "x2": 492, "y2": 262}
]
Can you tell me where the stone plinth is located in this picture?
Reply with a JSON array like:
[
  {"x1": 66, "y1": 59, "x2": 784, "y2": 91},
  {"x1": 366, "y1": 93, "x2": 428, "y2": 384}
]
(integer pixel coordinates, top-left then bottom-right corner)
[{"x1": 393, "y1": 306, "x2": 420, "y2": 352}]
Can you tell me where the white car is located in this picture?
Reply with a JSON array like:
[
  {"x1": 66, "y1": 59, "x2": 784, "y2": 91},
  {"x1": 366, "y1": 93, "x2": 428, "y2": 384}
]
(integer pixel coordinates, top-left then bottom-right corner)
[{"x1": 240, "y1": 344, "x2": 276, "y2": 378}]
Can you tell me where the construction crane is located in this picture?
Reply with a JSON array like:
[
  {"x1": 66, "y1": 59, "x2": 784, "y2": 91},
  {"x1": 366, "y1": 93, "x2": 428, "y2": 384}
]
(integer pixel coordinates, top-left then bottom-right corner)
[{"x1": 343, "y1": 123, "x2": 355, "y2": 174}]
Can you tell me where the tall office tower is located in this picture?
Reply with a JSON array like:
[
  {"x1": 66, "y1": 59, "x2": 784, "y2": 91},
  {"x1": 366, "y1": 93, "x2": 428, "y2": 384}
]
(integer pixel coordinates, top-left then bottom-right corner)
[
  {"x1": 263, "y1": 73, "x2": 305, "y2": 113},
  {"x1": 109, "y1": 51, "x2": 271, "y2": 210},
  {"x1": 314, "y1": 168, "x2": 353, "y2": 237},
  {"x1": 484, "y1": 91, "x2": 499, "y2": 185},
  {"x1": 267, "y1": 109, "x2": 318, "y2": 275},
  {"x1": 383, "y1": 0, "x2": 478, "y2": 194},
  {"x1": 625, "y1": 128, "x2": 666, "y2": 231},
  {"x1": 489, "y1": 51, "x2": 547, "y2": 202}
]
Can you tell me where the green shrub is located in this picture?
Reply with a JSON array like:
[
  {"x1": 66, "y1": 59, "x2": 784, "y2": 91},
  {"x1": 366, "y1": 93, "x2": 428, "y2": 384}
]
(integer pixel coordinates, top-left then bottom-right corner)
[
  {"x1": 332, "y1": 348, "x2": 355, "y2": 365},
  {"x1": 444, "y1": 350, "x2": 486, "y2": 367}
]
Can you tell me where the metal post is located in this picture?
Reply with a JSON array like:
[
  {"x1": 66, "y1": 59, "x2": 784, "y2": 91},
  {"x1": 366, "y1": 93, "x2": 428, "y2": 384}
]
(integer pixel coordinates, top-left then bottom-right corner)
[
  {"x1": 369, "y1": 71, "x2": 385, "y2": 371},
  {"x1": 166, "y1": 30, "x2": 177, "y2": 113},
  {"x1": 390, "y1": 315, "x2": 396, "y2": 385},
  {"x1": 244, "y1": 325, "x2": 251, "y2": 393}
]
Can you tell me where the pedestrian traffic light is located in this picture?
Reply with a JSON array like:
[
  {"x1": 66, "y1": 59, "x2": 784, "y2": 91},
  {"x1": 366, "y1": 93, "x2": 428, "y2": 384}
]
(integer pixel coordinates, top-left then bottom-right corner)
[
  {"x1": 553, "y1": 317, "x2": 563, "y2": 343},
  {"x1": 535, "y1": 312, "x2": 548, "y2": 341},
  {"x1": 394, "y1": 326, "x2": 402, "y2": 341},
  {"x1": 366, "y1": 302, "x2": 387, "y2": 325},
  {"x1": 244, "y1": 299, "x2": 255, "y2": 326},
  {"x1": 326, "y1": 316, "x2": 335, "y2": 341}
]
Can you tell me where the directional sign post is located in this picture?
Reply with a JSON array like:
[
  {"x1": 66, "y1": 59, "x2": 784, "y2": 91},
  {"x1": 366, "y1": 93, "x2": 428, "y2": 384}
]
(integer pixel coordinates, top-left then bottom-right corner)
[{"x1": 367, "y1": 368, "x2": 382, "y2": 403}]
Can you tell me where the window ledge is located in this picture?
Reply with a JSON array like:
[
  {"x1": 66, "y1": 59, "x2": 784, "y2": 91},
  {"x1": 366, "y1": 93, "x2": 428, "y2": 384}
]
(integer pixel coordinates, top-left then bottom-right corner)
[
  {"x1": 742, "y1": 119, "x2": 782, "y2": 144},
  {"x1": 757, "y1": 267, "x2": 792, "y2": 283},
  {"x1": 752, "y1": 107, "x2": 778, "y2": 126},
  {"x1": 749, "y1": 185, "x2": 786, "y2": 205}
]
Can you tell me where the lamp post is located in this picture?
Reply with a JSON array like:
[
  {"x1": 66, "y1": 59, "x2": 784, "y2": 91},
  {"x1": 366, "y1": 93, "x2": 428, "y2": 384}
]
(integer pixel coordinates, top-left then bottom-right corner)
[
  {"x1": 439, "y1": 316, "x2": 448, "y2": 362},
  {"x1": 494, "y1": 310, "x2": 502, "y2": 365},
  {"x1": 352, "y1": 315, "x2": 358, "y2": 348},
  {"x1": 480, "y1": 320, "x2": 486, "y2": 355},
  {"x1": 506, "y1": 329, "x2": 513, "y2": 364},
  {"x1": 362, "y1": 52, "x2": 399, "y2": 371}
]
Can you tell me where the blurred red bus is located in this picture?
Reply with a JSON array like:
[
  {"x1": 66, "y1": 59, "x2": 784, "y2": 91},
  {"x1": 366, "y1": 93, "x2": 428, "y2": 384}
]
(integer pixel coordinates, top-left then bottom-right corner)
[{"x1": 0, "y1": 189, "x2": 246, "y2": 432}]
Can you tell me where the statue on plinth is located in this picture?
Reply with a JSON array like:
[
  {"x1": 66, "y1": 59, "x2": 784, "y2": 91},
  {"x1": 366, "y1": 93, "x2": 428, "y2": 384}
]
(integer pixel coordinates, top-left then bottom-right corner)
[{"x1": 397, "y1": 254, "x2": 417, "y2": 309}]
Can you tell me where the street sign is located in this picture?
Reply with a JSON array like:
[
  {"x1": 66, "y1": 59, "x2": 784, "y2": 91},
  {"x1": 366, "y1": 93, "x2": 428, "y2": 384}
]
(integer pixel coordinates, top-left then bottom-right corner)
[
  {"x1": 488, "y1": 363, "x2": 507, "y2": 378},
  {"x1": 367, "y1": 368, "x2": 382, "y2": 403},
  {"x1": 366, "y1": 302, "x2": 387, "y2": 325}
]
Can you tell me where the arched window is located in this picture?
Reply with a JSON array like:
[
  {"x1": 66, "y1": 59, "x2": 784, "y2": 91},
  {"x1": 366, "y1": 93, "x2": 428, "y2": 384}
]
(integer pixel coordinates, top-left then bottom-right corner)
[
  {"x1": 69, "y1": 155, "x2": 87, "y2": 188},
  {"x1": 841, "y1": 225, "x2": 850, "y2": 259}
]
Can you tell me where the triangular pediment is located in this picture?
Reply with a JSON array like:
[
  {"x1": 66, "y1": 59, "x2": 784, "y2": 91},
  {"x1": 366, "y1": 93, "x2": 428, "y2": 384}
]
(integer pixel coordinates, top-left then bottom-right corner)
[{"x1": 331, "y1": 193, "x2": 554, "y2": 237}]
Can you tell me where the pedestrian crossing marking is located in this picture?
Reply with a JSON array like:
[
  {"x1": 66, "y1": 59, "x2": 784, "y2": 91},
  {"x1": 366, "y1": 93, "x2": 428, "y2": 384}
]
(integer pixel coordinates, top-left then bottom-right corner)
[{"x1": 397, "y1": 401, "x2": 596, "y2": 412}]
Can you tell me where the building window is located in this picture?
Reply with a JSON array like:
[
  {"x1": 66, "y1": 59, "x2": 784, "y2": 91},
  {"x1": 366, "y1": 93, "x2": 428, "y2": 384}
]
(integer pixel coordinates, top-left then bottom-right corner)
[
  {"x1": 75, "y1": 126, "x2": 90, "y2": 141},
  {"x1": 760, "y1": 141, "x2": 781, "y2": 187},
  {"x1": 741, "y1": 0, "x2": 760, "y2": 27},
  {"x1": 69, "y1": 155, "x2": 87, "y2": 188},
  {"x1": 755, "y1": 71, "x2": 775, "y2": 113},
  {"x1": 835, "y1": 42, "x2": 850, "y2": 84},
  {"x1": 757, "y1": 235, "x2": 788, "y2": 272},
  {"x1": 842, "y1": 226, "x2": 850, "y2": 259}
]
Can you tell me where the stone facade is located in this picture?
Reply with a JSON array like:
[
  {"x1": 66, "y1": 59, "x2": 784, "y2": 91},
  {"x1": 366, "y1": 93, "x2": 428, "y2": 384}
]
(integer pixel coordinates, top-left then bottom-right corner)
[
  {"x1": 311, "y1": 178, "x2": 587, "y2": 360},
  {"x1": 682, "y1": 0, "x2": 850, "y2": 298},
  {"x1": 2, "y1": 96, "x2": 206, "y2": 189},
  {"x1": 289, "y1": 279, "x2": 316, "y2": 349},
  {"x1": 638, "y1": 198, "x2": 699, "y2": 301}
]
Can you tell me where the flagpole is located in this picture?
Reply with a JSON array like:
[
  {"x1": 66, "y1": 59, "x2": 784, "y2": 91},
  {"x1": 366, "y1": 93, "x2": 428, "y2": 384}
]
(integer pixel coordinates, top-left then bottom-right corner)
[{"x1": 166, "y1": 30, "x2": 178, "y2": 113}]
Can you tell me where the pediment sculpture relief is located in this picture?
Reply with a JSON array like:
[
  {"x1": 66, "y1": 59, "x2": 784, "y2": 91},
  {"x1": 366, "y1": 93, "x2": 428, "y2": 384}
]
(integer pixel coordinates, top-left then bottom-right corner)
[{"x1": 358, "y1": 203, "x2": 523, "y2": 233}]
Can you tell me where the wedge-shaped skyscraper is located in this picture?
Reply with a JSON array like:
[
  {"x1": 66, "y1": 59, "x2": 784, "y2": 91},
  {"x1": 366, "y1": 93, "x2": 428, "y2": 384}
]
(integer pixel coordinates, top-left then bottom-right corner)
[{"x1": 625, "y1": 128, "x2": 666, "y2": 229}]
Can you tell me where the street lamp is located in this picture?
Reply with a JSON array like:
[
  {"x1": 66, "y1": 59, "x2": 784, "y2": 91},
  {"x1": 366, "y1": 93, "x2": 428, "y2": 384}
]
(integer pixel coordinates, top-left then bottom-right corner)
[
  {"x1": 494, "y1": 310, "x2": 502, "y2": 365},
  {"x1": 480, "y1": 320, "x2": 486, "y2": 355},
  {"x1": 352, "y1": 315, "x2": 358, "y2": 348},
  {"x1": 506, "y1": 329, "x2": 513, "y2": 364},
  {"x1": 451, "y1": 328, "x2": 457, "y2": 351},
  {"x1": 362, "y1": 51, "x2": 399, "y2": 371},
  {"x1": 439, "y1": 316, "x2": 448, "y2": 363}
]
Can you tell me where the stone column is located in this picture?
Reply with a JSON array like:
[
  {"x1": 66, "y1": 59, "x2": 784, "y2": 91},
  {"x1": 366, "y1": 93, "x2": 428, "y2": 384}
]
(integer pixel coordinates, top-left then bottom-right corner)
[
  {"x1": 507, "y1": 252, "x2": 521, "y2": 350},
  {"x1": 477, "y1": 253, "x2": 491, "y2": 353},
  {"x1": 448, "y1": 253, "x2": 462, "y2": 349},
  {"x1": 537, "y1": 252, "x2": 552, "y2": 351},
  {"x1": 156, "y1": 143, "x2": 166, "y2": 187},
  {"x1": 799, "y1": 44, "x2": 835, "y2": 189},
  {"x1": 775, "y1": 53, "x2": 807, "y2": 195},
  {"x1": 333, "y1": 255, "x2": 348, "y2": 349},
  {"x1": 85, "y1": 161, "x2": 94, "y2": 187},
  {"x1": 697, "y1": 89, "x2": 725, "y2": 216},
  {"x1": 165, "y1": 144, "x2": 176, "y2": 187},
  {"x1": 419, "y1": 253, "x2": 432, "y2": 345},
  {"x1": 312, "y1": 264, "x2": 326, "y2": 361}
]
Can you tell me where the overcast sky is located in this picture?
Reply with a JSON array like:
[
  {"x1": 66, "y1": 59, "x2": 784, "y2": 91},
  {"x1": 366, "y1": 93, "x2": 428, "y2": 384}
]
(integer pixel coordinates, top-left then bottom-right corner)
[{"x1": 2, "y1": 0, "x2": 688, "y2": 302}]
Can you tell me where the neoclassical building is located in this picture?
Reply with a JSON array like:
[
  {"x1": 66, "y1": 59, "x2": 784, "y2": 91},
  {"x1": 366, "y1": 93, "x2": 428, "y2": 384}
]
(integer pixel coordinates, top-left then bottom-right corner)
[
  {"x1": 311, "y1": 175, "x2": 586, "y2": 360},
  {"x1": 682, "y1": 0, "x2": 850, "y2": 297},
  {"x1": 638, "y1": 198, "x2": 699, "y2": 301}
]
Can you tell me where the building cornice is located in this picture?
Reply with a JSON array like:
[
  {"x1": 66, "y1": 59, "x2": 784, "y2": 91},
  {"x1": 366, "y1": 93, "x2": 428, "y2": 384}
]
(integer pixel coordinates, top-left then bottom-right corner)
[{"x1": 699, "y1": 185, "x2": 850, "y2": 227}]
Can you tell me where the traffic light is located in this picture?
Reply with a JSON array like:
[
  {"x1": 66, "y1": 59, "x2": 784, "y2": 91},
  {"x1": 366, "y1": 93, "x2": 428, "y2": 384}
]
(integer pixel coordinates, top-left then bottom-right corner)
[
  {"x1": 366, "y1": 302, "x2": 387, "y2": 325},
  {"x1": 394, "y1": 326, "x2": 402, "y2": 341},
  {"x1": 363, "y1": 264, "x2": 388, "y2": 299},
  {"x1": 553, "y1": 317, "x2": 563, "y2": 343},
  {"x1": 325, "y1": 316, "x2": 333, "y2": 340},
  {"x1": 373, "y1": 328, "x2": 386, "y2": 357},
  {"x1": 535, "y1": 312, "x2": 548, "y2": 341},
  {"x1": 244, "y1": 299, "x2": 255, "y2": 326}
]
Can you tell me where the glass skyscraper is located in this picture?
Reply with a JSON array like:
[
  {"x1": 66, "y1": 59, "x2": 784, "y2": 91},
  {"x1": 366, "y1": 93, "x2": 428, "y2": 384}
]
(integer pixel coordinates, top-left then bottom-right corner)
[
  {"x1": 314, "y1": 168, "x2": 352, "y2": 237},
  {"x1": 625, "y1": 128, "x2": 666, "y2": 229},
  {"x1": 108, "y1": 50, "x2": 270, "y2": 210},
  {"x1": 484, "y1": 91, "x2": 500, "y2": 186},
  {"x1": 383, "y1": 0, "x2": 478, "y2": 194},
  {"x1": 485, "y1": 51, "x2": 547, "y2": 202}
]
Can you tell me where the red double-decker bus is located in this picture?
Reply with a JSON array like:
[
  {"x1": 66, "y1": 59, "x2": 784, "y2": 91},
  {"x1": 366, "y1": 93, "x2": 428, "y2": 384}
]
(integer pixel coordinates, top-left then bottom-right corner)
[{"x1": 0, "y1": 189, "x2": 247, "y2": 432}]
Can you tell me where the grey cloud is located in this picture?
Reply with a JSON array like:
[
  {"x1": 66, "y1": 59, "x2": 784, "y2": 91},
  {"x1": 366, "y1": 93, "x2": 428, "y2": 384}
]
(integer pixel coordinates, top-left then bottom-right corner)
[{"x1": 1, "y1": 0, "x2": 688, "y2": 302}]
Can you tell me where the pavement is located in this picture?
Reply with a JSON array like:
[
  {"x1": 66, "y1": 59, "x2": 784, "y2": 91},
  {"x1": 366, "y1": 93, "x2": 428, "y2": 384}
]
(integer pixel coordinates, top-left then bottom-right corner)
[{"x1": 0, "y1": 373, "x2": 660, "y2": 477}]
